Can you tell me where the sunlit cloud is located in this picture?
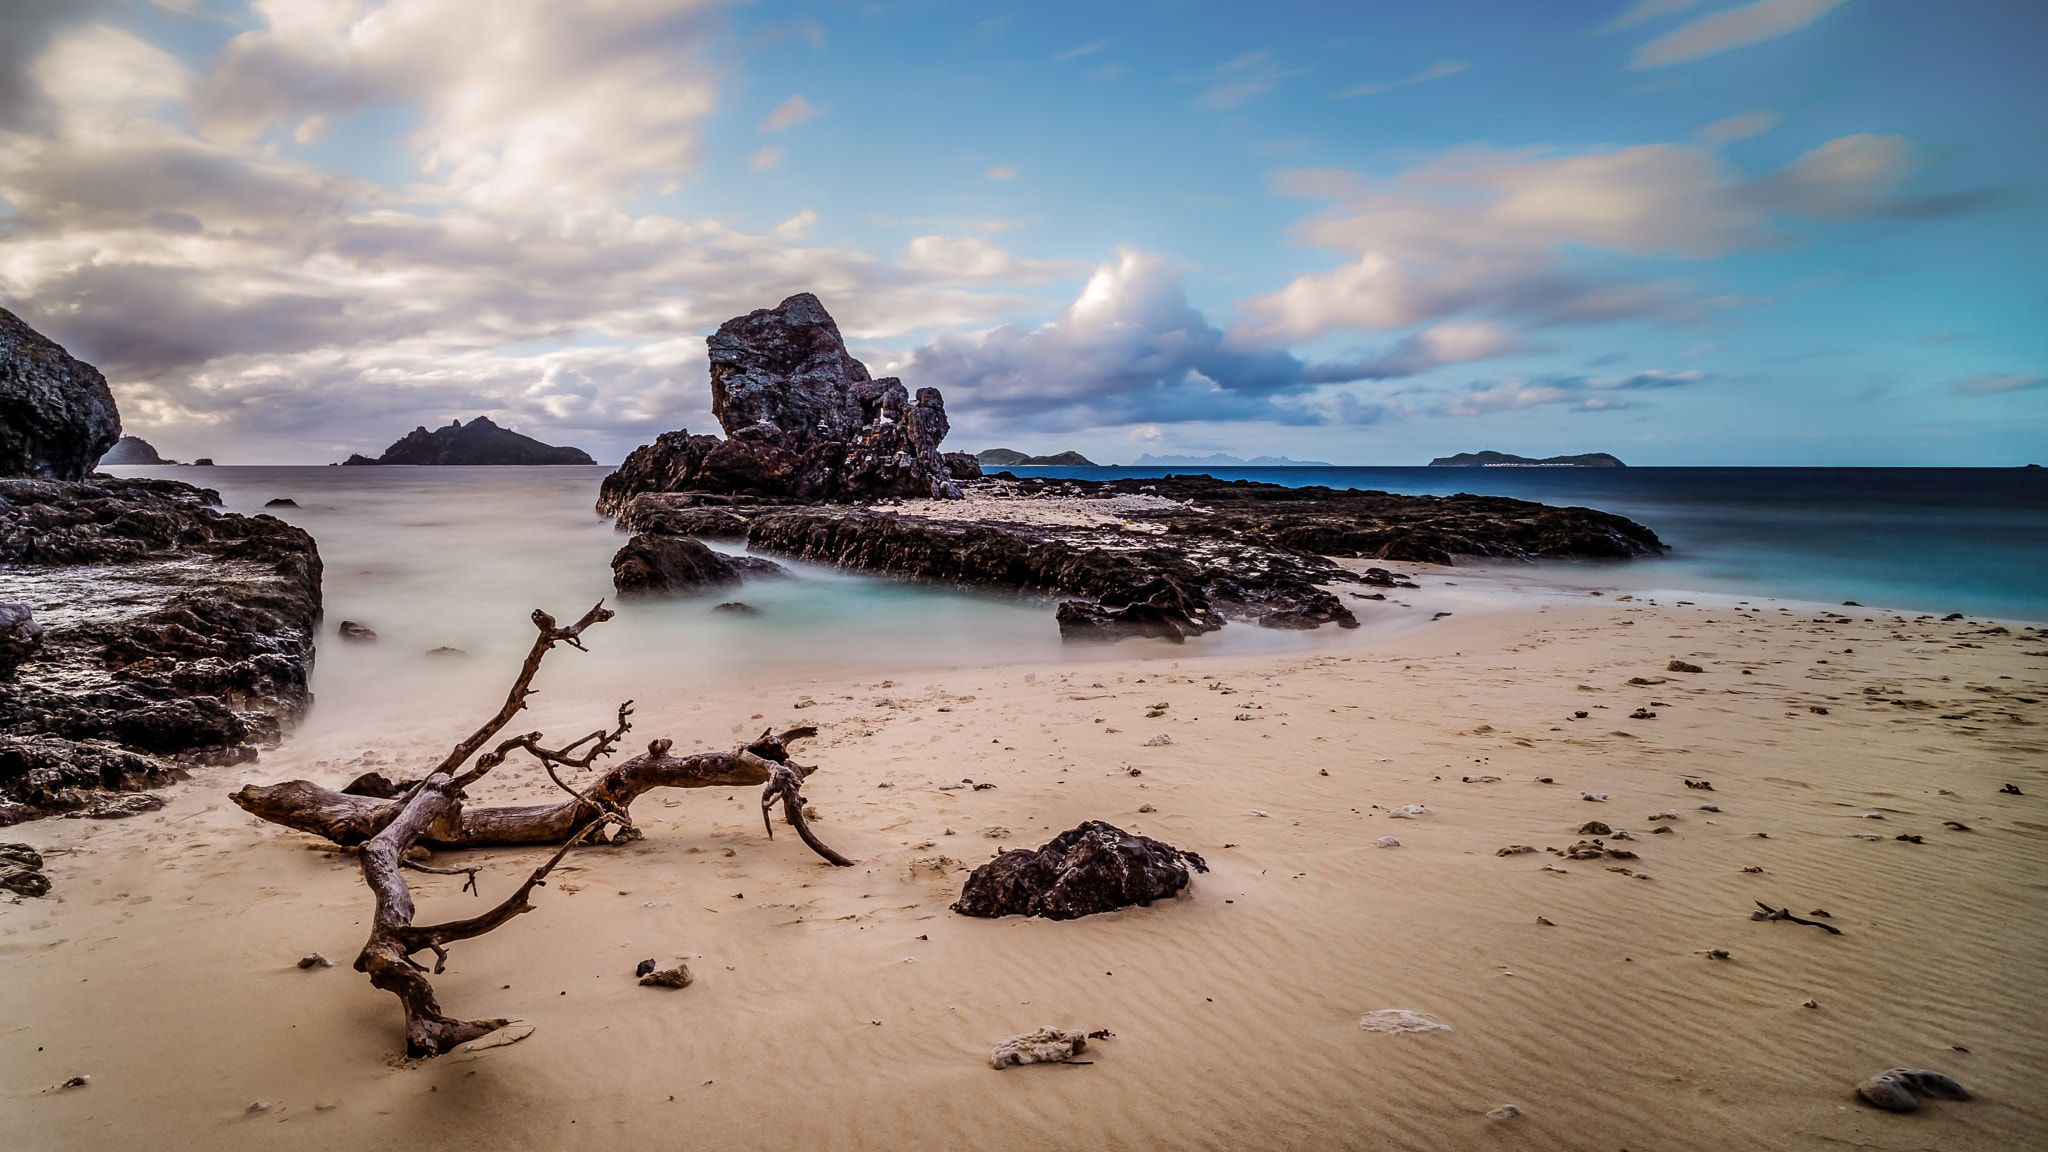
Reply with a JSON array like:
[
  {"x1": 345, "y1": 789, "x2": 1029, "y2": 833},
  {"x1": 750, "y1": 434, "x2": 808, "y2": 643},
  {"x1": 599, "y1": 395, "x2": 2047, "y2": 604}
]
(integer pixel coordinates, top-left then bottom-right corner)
[
  {"x1": 1629, "y1": 0, "x2": 1856, "y2": 69},
  {"x1": 760, "y1": 94, "x2": 823, "y2": 132},
  {"x1": 1332, "y1": 58, "x2": 1467, "y2": 99}
]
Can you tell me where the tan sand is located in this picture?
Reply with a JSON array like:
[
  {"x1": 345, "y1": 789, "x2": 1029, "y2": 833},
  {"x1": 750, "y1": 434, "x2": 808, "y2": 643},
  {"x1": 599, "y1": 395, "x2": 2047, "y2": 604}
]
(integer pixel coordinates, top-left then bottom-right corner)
[{"x1": 4, "y1": 571, "x2": 2044, "y2": 1151}]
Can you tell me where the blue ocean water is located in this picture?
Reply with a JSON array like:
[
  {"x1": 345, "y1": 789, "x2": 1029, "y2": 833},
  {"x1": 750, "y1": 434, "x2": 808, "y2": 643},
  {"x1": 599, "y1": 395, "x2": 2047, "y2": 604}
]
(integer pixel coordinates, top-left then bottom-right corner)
[{"x1": 1010, "y1": 465, "x2": 2048, "y2": 622}]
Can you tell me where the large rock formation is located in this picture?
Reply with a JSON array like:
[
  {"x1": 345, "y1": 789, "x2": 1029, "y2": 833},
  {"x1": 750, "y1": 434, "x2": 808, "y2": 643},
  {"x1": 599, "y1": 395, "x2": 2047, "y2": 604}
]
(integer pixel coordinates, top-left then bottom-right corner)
[
  {"x1": 597, "y1": 293, "x2": 959, "y2": 513},
  {"x1": 344, "y1": 417, "x2": 594, "y2": 466},
  {"x1": 0, "y1": 307, "x2": 121, "y2": 480},
  {"x1": 102, "y1": 436, "x2": 167, "y2": 465},
  {"x1": 952, "y1": 821, "x2": 1208, "y2": 920},
  {"x1": 0, "y1": 475, "x2": 323, "y2": 824}
]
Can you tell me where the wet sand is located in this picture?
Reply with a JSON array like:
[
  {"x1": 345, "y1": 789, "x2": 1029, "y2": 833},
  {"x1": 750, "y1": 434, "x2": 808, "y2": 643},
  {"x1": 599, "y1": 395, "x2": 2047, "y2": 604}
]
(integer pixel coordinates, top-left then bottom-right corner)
[{"x1": 4, "y1": 572, "x2": 2044, "y2": 1151}]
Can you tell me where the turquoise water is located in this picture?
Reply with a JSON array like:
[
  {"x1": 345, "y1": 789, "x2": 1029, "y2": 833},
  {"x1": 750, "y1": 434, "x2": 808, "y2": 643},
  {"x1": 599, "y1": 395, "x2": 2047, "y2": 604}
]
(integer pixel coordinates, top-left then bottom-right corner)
[{"x1": 1009, "y1": 465, "x2": 2048, "y2": 623}]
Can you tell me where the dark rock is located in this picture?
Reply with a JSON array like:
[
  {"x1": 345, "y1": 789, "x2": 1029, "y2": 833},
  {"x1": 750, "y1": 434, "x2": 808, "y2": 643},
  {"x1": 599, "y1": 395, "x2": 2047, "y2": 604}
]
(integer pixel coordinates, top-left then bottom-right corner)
[
  {"x1": 338, "y1": 620, "x2": 377, "y2": 642},
  {"x1": 70, "y1": 792, "x2": 167, "y2": 819},
  {"x1": 190, "y1": 458, "x2": 214, "y2": 466},
  {"x1": 343, "y1": 416, "x2": 594, "y2": 466},
  {"x1": 424, "y1": 646, "x2": 467, "y2": 658},
  {"x1": 0, "y1": 476, "x2": 321, "y2": 820},
  {"x1": 0, "y1": 603, "x2": 44, "y2": 678},
  {"x1": 598, "y1": 293, "x2": 960, "y2": 510},
  {"x1": 102, "y1": 436, "x2": 167, "y2": 465},
  {"x1": 977, "y1": 449, "x2": 1096, "y2": 466},
  {"x1": 610, "y1": 534, "x2": 789, "y2": 595},
  {"x1": 712, "y1": 602, "x2": 757, "y2": 614},
  {"x1": 1429, "y1": 450, "x2": 1625, "y2": 467},
  {"x1": 635, "y1": 958, "x2": 657, "y2": 978},
  {"x1": 615, "y1": 493, "x2": 761, "y2": 538},
  {"x1": 943, "y1": 452, "x2": 983, "y2": 480},
  {"x1": 339, "y1": 771, "x2": 409, "y2": 799},
  {"x1": 0, "y1": 306, "x2": 121, "y2": 480},
  {"x1": 1, "y1": 842, "x2": 51, "y2": 897},
  {"x1": 951, "y1": 820, "x2": 1208, "y2": 920},
  {"x1": 1667, "y1": 660, "x2": 1704, "y2": 674},
  {"x1": 264, "y1": 498, "x2": 298, "y2": 507}
]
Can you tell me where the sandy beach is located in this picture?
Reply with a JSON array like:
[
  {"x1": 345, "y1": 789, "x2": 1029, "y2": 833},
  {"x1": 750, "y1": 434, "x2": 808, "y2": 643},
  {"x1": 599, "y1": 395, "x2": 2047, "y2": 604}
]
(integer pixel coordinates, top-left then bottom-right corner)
[{"x1": 4, "y1": 569, "x2": 2044, "y2": 1151}]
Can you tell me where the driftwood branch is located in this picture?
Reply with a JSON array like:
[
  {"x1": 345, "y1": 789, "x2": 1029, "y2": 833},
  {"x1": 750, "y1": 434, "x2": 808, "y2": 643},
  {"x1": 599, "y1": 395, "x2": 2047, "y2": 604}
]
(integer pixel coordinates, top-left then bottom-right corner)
[{"x1": 228, "y1": 606, "x2": 852, "y2": 1059}]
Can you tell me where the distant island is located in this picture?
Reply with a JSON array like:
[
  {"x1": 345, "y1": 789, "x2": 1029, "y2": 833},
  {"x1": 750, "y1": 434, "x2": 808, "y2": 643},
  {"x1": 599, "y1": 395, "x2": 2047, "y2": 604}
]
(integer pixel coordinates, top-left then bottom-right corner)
[
  {"x1": 343, "y1": 417, "x2": 595, "y2": 466},
  {"x1": 977, "y1": 448, "x2": 1098, "y2": 467},
  {"x1": 1133, "y1": 452, "x2": 1333, "y2": 467},
  {"x1": 102, "y1": 436, "x2": 167, "y2": 464},
  {"x1": 1429, "y1": 450, "x2": 1626, "y2": 468}
]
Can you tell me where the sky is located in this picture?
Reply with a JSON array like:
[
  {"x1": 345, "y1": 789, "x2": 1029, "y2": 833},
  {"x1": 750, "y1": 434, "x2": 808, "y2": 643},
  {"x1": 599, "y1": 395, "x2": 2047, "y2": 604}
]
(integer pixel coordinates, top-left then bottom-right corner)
[{"x1": 0, "y1": 0, "x2": 2042, "y2": 466}]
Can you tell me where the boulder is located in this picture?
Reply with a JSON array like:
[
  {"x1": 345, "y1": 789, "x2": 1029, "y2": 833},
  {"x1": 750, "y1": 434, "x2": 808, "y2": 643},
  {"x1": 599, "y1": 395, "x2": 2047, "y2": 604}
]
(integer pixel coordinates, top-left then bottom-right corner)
[
  {"x1": 0, "y1": 603, "x2": 43, "y2": 678},
  {"x1": 596, "y1": 432, "x2": 723, "y2": 516},
  {"x1": 942, "y1": 451, "x2": 983, "y2": 480},
  {"x1": 610, "y1": 534, "x2": 790, "y2": 595},
  {"x1": 951, "y1": 820, "x2": 1208, "y2": 920},
  {"x1": 0, "y1": 306, "x2": 121, "y2": 480}
]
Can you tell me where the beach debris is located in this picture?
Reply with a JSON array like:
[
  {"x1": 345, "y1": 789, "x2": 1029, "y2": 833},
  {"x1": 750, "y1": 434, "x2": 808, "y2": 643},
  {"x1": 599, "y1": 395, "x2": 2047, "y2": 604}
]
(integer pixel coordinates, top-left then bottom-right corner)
[
  {"x1": 1628, "y1": 709, "x2": 1657, "y2": 719},
  {"x1": 1699, "y1": 803, "x2": 1720, "y2": 812},
  {"x1": 974, "y1": 782, "x2": 996, "y2": 790},
  {"x1": 1809, "y1": 909, "x2": 1831, "y2": 917},
  {"x1": 951, "y1": 821, "x2": 1207, "y2": 920},
  {"x1": 1250, "y1": 810, "x2": 1269, "y2": 818},
  {"x1": 1576, "y1": 821, "x2": 1612, "y2": 836},
  {"x1": 1581, "y1": 792, "x2": 1608, "y2": 802},
  {"x1": 1667, "y1": 660, "x2": 1704, "y2": 673},
  {"x1": 226, "y1": 603, "x2": 854, "y2": 1061},
  {"x1": 1536, "y1": 916, "x2": 1554, "y2": 926},
  {"x1": 1856, "y1": 1068, "x2": 1971, "y2": 1112},
  {"x1": 1496, "y1": 845, "x2": 1539, "y2": 856},
  {"x1": 1137, "y1": 803, "x2": 1156, "y2": 813},
  {"x1": 1697, "y1": 948, "x2": 1731, "y2": 960},
  {"x1": 1542, "y1": 864, "x2": 1567, "y2": 874},
  {"x1": 991, "y1": 1026, "x2": 1093, "y2": 1069},
  {"x1": 1809, "y1": 705, "x2": 1829, "y2": 714},
  {"x1": 640, "y1": 963, "x2": 693, "y2": 989},
  {"x1": 1538, "y1": 776, "x2": 1555, "y2": 784},
  {"x1": 57, "y1": 1075, "x2": 89, "y2": 1089},
  {"x1": 982, "y1": 825, "x2": 1009, "y2": 838},
  {"x1": 1896, "y1": 834, "x2": 1924, "y2": 843},
  {"x1": 1573, "y1": 711, "x2": 1589, "y2": 718},
  {"x1": 0, "y1": 843, "x2": 51, "y2": 898},
  {"x1": 1751, "y1": 903, "x2": 1842, "y2": 934},
  {"x1": 1803, "y1": 998, "x2": 1820, "y2": 1009},
  {"x1": 1627, "y1": 677, "x2": 1666, "y2": 686},
  {"x1": 1943, "y1": 821, "x2": 1972, "y2": 831},
  {"x1": 1851, "y1": 833, "x2": 1882, "y2": 841},
  {"x1": 1387, "y1": 804, "x2": 1430, "y2": 819},
  {"x1": 298, "y1": 952, "x2": 333, "y2": 969},
  {"x1": 459, "y1": 1023, "x2": 536, "y2": 1052},
  {"x1": 1863, "y1": 812, "x2": 1885, "y2": 819},
  {"x1": 1359, "y1": 1009, "x2": 1452, "y2": 1034},
  {"x1": 1377, "y1": 836, "x2": 1401, "y2": 848},
  {"x1": 635, "y1": 958, "x2": 657, "y2": 978},
  {"x1": 1486, "y1": 1104, "x2": 1521, "y2": 1120},
  {"x1": 1651, "y1": 826, "x2": 1674, "y2": 835},
  {"x1": 877, "y1": 780, "x2": 894, "y2": 788},
  {"x1": 1741, "y1": 866, "x2": 1764, "y2": 873},
  {"x1": 1610, "y1": 828, "x2": 1637, "y2": 840},
  {"x1": 247, "y1": 1100, "x2": 273, "y2": 1114},
  {"x1": 2000, "y1": 784, "x2": 2023, "y2": 795},
  {"x1": 1144, "y1": 734, "x2": 1173, "y2": 746},
  {"x1": 1684, "y1": 780, "x2": 1714, "y2": 791},
  {"x1": 1461, "y1": 775, "x2": 1500, "y2": 783},
  {"x1": 338, "y1": 620, "x2": 378, "y2": 642},
  {"x1": 1648, "y1": 811, "x2": 1678, "y2": 821}
]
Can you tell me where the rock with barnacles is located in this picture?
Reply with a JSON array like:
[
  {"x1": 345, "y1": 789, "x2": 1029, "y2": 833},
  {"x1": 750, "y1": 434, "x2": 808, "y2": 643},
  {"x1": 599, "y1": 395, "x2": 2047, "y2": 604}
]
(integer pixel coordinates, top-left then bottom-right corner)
[
  {"x1": 952, "y1": 820, "x2": 1206, "y2": 920},
  {"x1": 991, "y1": 1026, "x2": 1089, "y2": 1069},
  {"x1": 1857, "y1": 1068, "x2": 1970, "y2": 1111}
]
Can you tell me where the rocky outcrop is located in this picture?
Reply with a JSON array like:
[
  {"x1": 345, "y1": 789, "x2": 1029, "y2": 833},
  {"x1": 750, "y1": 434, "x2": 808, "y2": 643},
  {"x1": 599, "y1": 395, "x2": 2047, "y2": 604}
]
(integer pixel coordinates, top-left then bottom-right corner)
[
  {"x1": 951, "y1": 821, "x2": 1208, "y2": 919},
  {"x1": 942, "y1": 452, "x2": 982, "y2": 480},
  {"x1": 610, "y1": 533, "x2": 789, "y2": 595},
  {"x1": 0, "y1": 476, "x2": 322, "y2": 823},
  {"x1": 0, "y1": 306, "x2": 121, "y2": 480},
  {"x1": 0, "y1": 604, "x2": 42, "y2": 678},
  {"x1": 1429, "y1": 450, "x2": 1625, "y2": 467},
  {"x1": 977, "y1": 449, "x2": 1096, "y2": 466},
  {"x1": 102, "y1": 436, "x2": 167, "y2": 465},
  {"x1": 598, "y1": 294, "x2": 960, "y2": 512},
  {"x1": 344, "y1": 417, "x2": 594, "y2": 466}
]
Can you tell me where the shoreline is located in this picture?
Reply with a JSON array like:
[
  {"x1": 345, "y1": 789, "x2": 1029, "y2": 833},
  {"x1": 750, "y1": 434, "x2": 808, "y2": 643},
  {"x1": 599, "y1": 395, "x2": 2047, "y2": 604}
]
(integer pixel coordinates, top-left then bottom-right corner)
[{"x1": 4, "y1": 584, "x2": 2043, "y2": 1150}]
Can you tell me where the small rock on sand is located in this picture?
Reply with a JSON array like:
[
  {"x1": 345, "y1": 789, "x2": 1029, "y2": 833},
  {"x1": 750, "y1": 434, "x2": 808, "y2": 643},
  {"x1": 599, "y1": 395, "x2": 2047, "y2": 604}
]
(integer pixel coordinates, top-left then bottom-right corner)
[
  {"x1": 640, "y1": 964, "x2": 693, "y2": 989},
  {"x1": 1486, "y1": 1104, "x2": 1522, "y2": 1120},
  {"x1": 991, "y1": 1026, "x2": 1089, "y2": 1069},
  {"x1": 1857, "y1": 1068, "x2": 1970, "y2": 1112},
  {"x1": 1377, "y1": 836, "x2": 1400, "y2": 848},
  {"x1": 338, "y1": 620, "x2": 377, "y2": 642},
  {"x1": 297, "y1": 952, "x2": 332, "y2": 969},
  {"x1": 1144, "y1": 734, "x2": 1173, "y2": 746}
]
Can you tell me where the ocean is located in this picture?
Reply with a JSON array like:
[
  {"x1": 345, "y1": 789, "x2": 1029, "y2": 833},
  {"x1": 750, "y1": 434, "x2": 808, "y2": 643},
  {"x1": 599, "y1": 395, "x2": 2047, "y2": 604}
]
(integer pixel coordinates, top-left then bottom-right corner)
[{"x1": 89, "y1": 463, "x2": 2045, "y2": 748}]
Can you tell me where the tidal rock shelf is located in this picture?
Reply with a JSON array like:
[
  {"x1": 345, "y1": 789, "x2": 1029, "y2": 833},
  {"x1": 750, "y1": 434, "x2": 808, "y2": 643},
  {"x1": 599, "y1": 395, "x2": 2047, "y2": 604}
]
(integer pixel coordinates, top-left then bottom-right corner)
[
  {"x1": 0, "y1": 475, "x2": 323, "y2": 825},
  {"x1": 605, "y1": 472, "x2": 1665, "y2": 642}
]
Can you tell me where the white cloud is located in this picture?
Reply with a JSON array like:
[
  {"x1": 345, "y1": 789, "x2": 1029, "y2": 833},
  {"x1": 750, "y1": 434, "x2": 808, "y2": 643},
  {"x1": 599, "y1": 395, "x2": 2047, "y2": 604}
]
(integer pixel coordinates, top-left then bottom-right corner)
[
  {"x1": 1431, "y1": 368, "x2": 1709, "y2": 416},
  {"x1": 1234, "y1": 133, "x2": 1959, "y2": 347},
  {"x1": 1600, "y1": 0, "x2": 1711, "y2": 33},
  {"x1": 0, "y1": 8, "x2": 1090, "y2": 462},
  {"x1": 748, "y1": 145, "x2": 784, "y2": 171},
  {"x1": 1630, "y1": 0, "x2": 1856, "y2": 69},
  {"x1": 1199, "y1": 52, "x2": 1303, "y2": 111},
  {"x1": 760, "y1": 94, "x2": 823, "y2": 133},
  {"x1": 1947, "y1": 372, "x2": 2045, "y2": 397},
  {"x1": 1698, "y1": 108, "x2": 1782, "y2": 144},
  {"x1": 1333, "y1": 58, "x2": 1467, "y2": 99},
  {"x1": 985, "y1": 165, "x2": 1018, "y2": 181}
]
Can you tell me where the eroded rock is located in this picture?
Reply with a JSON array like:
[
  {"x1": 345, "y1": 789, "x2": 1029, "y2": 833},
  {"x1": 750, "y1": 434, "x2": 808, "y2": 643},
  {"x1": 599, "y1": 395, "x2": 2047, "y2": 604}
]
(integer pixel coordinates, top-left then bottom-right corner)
[
  {"x1": 0, "y1": 603, "x2": 43, "y2": 678},
  {"x1": 951, "y1": 820, "x2": 1207, "y2": 920},
  {"x1": 0, "y1": 307, "x2": 120, "y2": 481},
  {"x1": 610, "y1": 534, "x2": 789, "y2": 595}
]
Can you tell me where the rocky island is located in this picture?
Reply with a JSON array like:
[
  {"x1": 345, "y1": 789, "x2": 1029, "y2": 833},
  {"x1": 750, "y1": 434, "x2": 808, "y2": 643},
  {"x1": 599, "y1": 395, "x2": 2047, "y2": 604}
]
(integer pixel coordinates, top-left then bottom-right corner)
[
  {"x1": 344, "y1": 416, "x2": 594, "y2": 465},
  {"x1": 1429, "y1": 450, "x2": 1626, "y2": 467},
  {"x1": 0, "y1": 312, "x2": 322, "y2": 826},
  {"x1": 598, "y1": 293, "x2": 1666, "y2": 641},
  {"x1": 977, "y1": 448, "x2": 1099, "y2": 467},
  {"x1": 101, "y1": 435, "x2": 169, "y2": 465}
]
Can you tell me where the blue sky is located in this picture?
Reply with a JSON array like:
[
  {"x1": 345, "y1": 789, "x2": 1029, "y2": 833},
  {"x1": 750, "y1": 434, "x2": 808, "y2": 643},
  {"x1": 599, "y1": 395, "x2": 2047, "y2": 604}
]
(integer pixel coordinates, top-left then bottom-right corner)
[{"x1": 0, "y1": 0, "x2": 2041, "y2": 464}]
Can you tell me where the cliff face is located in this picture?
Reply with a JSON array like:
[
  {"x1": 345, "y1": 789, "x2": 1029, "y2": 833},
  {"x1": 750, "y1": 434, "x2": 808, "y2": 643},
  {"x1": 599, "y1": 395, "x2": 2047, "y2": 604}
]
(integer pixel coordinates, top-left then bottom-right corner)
[
  {"x1": 344, "y1": 417, "x2": 594, "y2": 465},
  {"x1": 0, "y1": 307, "x2": 120, "y2": 480}
]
